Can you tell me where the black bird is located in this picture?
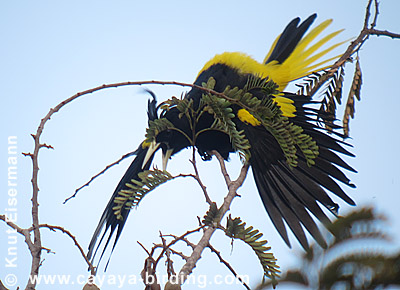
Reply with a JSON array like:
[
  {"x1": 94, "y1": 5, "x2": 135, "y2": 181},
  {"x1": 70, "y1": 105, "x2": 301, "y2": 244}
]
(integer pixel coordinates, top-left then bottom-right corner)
[{"x1": 88, "y1": 14, "x2": 355, "y2": 269}]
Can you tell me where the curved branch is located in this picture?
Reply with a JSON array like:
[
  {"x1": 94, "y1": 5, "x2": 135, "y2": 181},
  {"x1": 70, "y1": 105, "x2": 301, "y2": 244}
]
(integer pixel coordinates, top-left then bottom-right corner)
[
  {"x1": 0, "y1": 214, "x2": 34, "y2": 251},
  {"x1": 33, "y1": 224, "x2": 96, "y2": 276},
  {"x1": 22, "y1": 79, "x2": 237, "y2": 290}
]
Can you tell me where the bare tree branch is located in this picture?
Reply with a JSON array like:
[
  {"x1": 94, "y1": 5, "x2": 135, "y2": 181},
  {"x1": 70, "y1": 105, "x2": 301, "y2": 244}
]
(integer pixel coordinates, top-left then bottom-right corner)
[
  {"x1": 34, "y1": 224, "x2": 96, "y2": 276},
  {"x1": 18, "y1": 79, "x2": 239, "y2": 290},
  {"x1": 208, "y1": 243, "x2": 251, "y2": 290},
  {"x1": 176, "y1": 151, "x2": 249, "y2": 286},
  {"x1": 366, "y1": 28, "x2": 400, "y2": 38},
  {"x1": 6, "y1": 1, "x2": 398, "y2": 289},
  {"x1": 0, "y1": 214, "x2": 34, "y2": 252},
  {"x1": 64, "y1": 150, "x2": 137, "y2": 204},
  {"x1": 1, "y1": 214, "x2": 27, "y2": 236},
  {"x1": 308, "y1": 0, "x2": 399, "y2": 97},
  {"x1": 153, "y1": 226, "x2": 204, "y2": 268},
  {"x1": 0, "y1": 216, "x2": 95, "y2": 284},
  {"x1": 189, "y1": 147, "x2": 213, "y2": 205}
]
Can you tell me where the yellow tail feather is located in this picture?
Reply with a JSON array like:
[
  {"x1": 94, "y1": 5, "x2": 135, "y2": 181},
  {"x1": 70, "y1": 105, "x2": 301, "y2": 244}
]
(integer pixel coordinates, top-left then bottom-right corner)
[{"x1": 264, "y1": 19, "x2": 345, "y2": 90}]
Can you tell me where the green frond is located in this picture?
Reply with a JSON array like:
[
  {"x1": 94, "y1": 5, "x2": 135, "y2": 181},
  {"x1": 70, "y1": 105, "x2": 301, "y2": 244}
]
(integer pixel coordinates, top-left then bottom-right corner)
[
  {"x1": 227, "y1": 74, "x2": 320, "y2": 166},
  {"x1": 202, "y1": 202, "x2": 220, "y2": 227},
  {"x1": 237, "y1": 75, "x2": 319, "y2": 167},
  {"x1": 161, "y1": 96, "x2": 194, "y2": 120},
  {"x1": 162, "y1": 96, "x2": 182, "y2": 109},
  {"x1": 289, "y1": 123, "x2": 319, "y2": 166},
  {"x1": 225, "y1": 216, "x2": 280, "y2": 286},
  {"x1": 112, "y1": 169, "x2": 174, "y2": 220},
  {"x1": 202, "y1": 76, "x2": 216, "y2": 90},
  {"x1": 200, "y1": 81, "x2": 251, "y2": 161},
  {"x1": 243, "y1": 74, "x2": 280, "y2": 95},
  {"x1": 145, "y1": 118, "x2": 175, "y2": 143},
  {"x1": 257, "y1": 207, "x2": 400, "y2": 289},
  {"x1": 157, "y1": 76, "x2": 320, "y2": 167}
]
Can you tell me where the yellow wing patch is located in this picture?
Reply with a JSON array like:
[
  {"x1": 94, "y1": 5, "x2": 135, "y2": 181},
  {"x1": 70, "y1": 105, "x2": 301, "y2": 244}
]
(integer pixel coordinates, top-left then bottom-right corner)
[
  {"x1": 238, "y1": 96, "x2": 296, "y2": 126},
  {"x1": 237, "y1": 96, "x2": 296, "y2": 126},
  {"x1": 237, "y1": 109, "x2": 261, "y2": 126}
]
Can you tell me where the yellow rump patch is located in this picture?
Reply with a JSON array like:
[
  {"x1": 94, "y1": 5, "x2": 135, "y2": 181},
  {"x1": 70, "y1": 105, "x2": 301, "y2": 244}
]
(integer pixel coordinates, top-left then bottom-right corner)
[
  {"x1": 198, "y1": 52, "x2": 270, "y2": 82},
  {"x1": 197, "y1": 18, "x2": 345, "y2": 92}
]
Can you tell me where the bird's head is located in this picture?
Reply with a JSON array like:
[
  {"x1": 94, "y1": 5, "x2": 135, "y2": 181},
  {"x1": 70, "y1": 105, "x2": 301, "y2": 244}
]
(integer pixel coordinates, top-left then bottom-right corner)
[{"x1": 142, "y1": 91, "x2": 192, "y2": 171}]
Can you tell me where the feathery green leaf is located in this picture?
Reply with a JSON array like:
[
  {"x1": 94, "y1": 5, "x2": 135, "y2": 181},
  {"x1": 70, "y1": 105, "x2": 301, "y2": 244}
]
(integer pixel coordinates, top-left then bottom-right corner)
[
  {"x1": 113, "y1": 169, "x2": 174, "y2": 220},
  {"x1": 225, "y1": 216, "x2": 280, "y2": 286}
]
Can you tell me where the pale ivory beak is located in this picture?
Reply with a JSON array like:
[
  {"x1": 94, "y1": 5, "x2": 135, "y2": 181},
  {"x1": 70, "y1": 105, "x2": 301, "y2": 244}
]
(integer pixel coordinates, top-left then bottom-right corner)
[
  {"x1": 162, "y1": 149, "x2": 173, "y2": 171},
  {"x1": 142, "y1": 141, "x2": 160, "y2": 169}
]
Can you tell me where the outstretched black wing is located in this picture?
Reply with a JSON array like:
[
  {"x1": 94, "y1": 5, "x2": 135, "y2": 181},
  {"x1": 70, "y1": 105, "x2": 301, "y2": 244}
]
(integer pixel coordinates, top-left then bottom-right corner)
[{"x1": 241, "y1": 93, "x2": 355, "y2": 249}]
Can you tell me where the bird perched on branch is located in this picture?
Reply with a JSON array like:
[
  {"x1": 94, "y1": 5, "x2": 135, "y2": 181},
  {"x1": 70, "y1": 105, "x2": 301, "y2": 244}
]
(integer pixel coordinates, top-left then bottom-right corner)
[{"x1": 88, "y1": 14, "x2": 356, "y2": 269}]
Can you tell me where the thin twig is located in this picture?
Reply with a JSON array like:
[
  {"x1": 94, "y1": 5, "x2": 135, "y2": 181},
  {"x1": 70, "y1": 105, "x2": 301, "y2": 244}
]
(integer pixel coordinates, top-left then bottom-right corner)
[
  {"x1": 41, "y1": 247, "x2": 54, "y2": 254},
  {"x1": 152, "y1": 241, "x2": 190, "y2": 261},
  {"x1": 208, "y1": 243, "x2": 251, "y2": 290},
  {"x1": 0, "y1": 216, "x2": 95, "y2": 279},
  {"x1": 370, "y1": 0, "x2": 379, "y2": 29},
  {"x1": 189, "y1": 147, "x2": 213, "y2": 205},
  {"x1": 167, "y1": 248, "x2": 189, "y2": 261},
  {"x1": 137, "y1": 241, "x2": 152, "y2": 256},
  {"x1": 34, "y1": 224, "x2": 96, "y2": 276},
  {"x1": 308, "y1": 0, "x2": 399, "y2": 97},
  {"x1": 160, "y1": 231, "x2": 176, "y2": 278},
  {"x1": 64, "y1": 150, "x2": 136, "y2": 204},
  {"x1": 154, "y1": 226, "x2": 203, "y2": 268},
  {"x1": 20, "y1": 78, "x2": 232, "y2": 290},
  {"x1": 364, "y1": 0, "x2": 373, "y2": 29},
  {"x1": 161, "y1": 234, "x2": 197, "y2": 250},
  {"x1": 212, "y1": 150, "x2": 232, "y2": 185},
  {"x1": 367, "y1": 28, "x2": 400, "y2": 38},
  {"x1": 28, "y1": 133, "x2": 43, "y2": 290}
]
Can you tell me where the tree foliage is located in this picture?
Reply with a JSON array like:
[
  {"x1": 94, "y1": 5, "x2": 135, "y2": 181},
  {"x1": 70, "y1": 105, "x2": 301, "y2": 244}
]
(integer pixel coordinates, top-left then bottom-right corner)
[{"x1": 257, "y1": 207, "x2": 400, "y2": 290}]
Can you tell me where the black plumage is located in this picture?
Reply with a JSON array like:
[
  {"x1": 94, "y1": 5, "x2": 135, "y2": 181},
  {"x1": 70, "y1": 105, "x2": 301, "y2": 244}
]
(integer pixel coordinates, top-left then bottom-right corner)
[{"x1": 87, "y1": 14, "x2": 355, "y2": 270}]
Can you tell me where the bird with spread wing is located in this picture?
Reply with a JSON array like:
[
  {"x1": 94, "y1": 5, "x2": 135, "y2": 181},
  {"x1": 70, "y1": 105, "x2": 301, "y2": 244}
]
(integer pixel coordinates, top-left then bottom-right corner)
[{"x1": 87, "y1": 14, "x2": 356, "y2": 270}]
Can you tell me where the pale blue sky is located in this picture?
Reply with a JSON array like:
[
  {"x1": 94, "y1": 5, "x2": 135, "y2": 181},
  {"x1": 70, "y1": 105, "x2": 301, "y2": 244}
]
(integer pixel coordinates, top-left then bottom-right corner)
[{"x1": 1, "y1": 1, "x2": 400, "y2": 289}]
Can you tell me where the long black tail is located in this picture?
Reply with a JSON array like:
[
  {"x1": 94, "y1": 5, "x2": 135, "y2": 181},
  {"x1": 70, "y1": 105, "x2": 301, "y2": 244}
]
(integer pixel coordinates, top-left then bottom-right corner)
[
  {"x1": 87, "y1": 146, "x2": 155, "y2": 269},
  {"x1": 87, "y1": 93, "x2": 158, "y2": 270}
]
